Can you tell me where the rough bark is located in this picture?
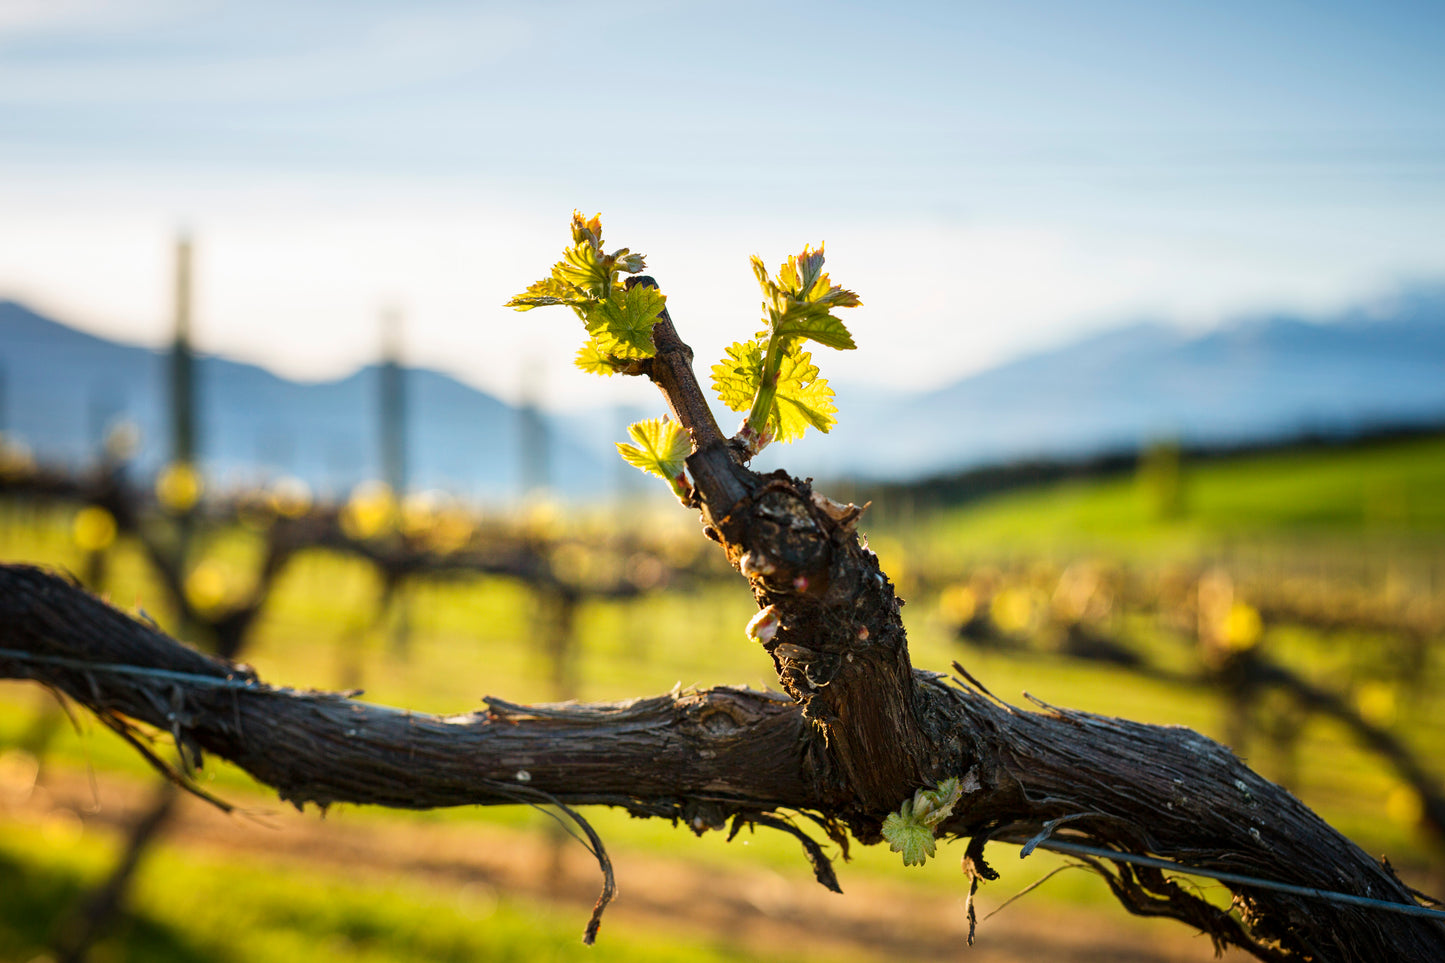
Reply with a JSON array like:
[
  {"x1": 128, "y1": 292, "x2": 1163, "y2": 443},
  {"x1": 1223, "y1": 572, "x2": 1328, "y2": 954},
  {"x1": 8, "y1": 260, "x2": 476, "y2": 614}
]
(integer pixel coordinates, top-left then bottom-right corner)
[
  {"x1": 3, "y1": 281, "x2": 1443, "y2": 960},
  {"x1": 982, "y1": 619, "x2": 1445, "y2": 841},
  {"x1": 0, "y1": 564, "x2": 812, "y2": 816}
]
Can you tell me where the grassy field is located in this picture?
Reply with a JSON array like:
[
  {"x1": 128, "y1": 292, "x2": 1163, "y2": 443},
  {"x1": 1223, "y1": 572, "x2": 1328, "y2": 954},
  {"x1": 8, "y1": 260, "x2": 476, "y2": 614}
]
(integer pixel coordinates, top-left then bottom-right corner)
[
  {"x1": 887, "y1": 434, "x2": 1445, "y2": 561},
  {"x1": 1, "y1": 432, "x2": 1443, "y2": 961}
]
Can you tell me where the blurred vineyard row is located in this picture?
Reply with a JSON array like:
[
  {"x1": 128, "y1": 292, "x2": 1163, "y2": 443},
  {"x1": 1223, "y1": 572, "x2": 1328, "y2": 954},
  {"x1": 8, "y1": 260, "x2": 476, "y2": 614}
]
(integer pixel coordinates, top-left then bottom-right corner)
[{"x1": 927, "y1": 553, "x2": 1443, "y2": 823}]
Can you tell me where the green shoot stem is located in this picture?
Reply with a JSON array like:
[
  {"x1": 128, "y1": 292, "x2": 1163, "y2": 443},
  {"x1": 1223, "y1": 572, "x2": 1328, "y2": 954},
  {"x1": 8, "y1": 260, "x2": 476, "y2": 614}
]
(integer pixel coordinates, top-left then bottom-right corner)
[
  {"x1": 743, "y1": 331, "x2": 785, "y2": 453},
  {"x1": 667, "y1": 472, "x2": 693, "y2": 505}
]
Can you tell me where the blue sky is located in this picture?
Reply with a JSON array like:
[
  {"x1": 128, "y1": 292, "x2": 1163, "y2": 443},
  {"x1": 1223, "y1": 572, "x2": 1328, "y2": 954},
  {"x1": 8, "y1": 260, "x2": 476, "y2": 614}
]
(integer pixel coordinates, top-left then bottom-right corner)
[{"x1": 2, "y1": 0, "x2": 1442, "y2": 409}]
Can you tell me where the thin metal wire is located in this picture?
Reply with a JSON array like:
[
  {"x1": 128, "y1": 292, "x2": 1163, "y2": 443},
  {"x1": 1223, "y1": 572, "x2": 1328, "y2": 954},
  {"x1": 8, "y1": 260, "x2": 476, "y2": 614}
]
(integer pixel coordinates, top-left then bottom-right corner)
[
  {"x1": 4, "y1": 646, "x2": 1445, "y2": 924},
  {"x1": 1025, "y1": 838, "x2": 1445, "y2": 922},
  {"x1": 0, "y1": 647, "x2": 261, "y2": 690}
]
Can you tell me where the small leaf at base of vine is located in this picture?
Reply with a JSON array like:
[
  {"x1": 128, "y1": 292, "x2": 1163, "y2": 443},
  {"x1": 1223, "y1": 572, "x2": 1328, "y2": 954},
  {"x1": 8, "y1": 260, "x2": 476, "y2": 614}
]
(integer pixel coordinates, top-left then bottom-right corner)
[{"x1": 616, "y1": 417, "x2": 693, "y2": 503}]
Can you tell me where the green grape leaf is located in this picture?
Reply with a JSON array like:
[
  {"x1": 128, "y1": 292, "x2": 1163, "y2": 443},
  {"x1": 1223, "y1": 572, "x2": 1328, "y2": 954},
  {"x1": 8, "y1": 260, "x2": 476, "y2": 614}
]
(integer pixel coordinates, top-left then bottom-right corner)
[
  {"x1": 881, "y1": 779, "x2": 962, "y2": 867},
  {"x1": 584, "y1": 284, "x2": 666, "y2": 359},
  {"x1": 775, "y1": 301, "x2": 857, "y2": 350},
  {"x1": 777, "y1": 245, "x2": 827, "y2": 298},
  {"x1": 711, "y1": 339, "x2": 765, "y2": 413},
  {"x1": 750, "y1": 255, "x2": 774, "y2": 295},
  {"x1": 555, "y1": 241, "x2": 611, "y2": 298},
  {"x1": 882, "y1": 801, "x2": 938, "y2": 867},
  {"x1": 509, "y1": 213, "x2": 648, "y2": 312},
  {"x1": 771, "y1": 344, "x2": 837, "y2": 442},
  {"x1": 616, "y1": 417, "x2": 691, "y2": 482},
  {"x1": 710, "y1": 341, "x2": 836, "y2": 443},
  {"x1": 872, "y1": 775, "x2": 965, "y2": 867},
  {"x1": 575, "y1": 338, "x2": 628, "y2": 376},
  {"x1": 506, "y1": 276, "x2": 584, "y2": 311},
  {"x1": 811, "y1": 284, "x2": 862, "y2": 309}
]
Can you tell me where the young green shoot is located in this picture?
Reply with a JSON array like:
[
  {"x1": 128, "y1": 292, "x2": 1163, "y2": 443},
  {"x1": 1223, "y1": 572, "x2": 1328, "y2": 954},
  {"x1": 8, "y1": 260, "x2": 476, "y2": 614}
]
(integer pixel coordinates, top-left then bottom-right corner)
[
  {"x1": 506, "y1": 213, "x2": 863, "y2": 497},
  {"x1": 506, "y1": 211, "x2": 661, "y2": 375},
  {"x1": 616, "y1": 417, "x2": 692, "y2": 504},
  {"x1": 712, "y1": 245, "x2": 861, "y2": 456},
  {"x1": 881, "y1": 777, "x2": 963, "y2": 867}
]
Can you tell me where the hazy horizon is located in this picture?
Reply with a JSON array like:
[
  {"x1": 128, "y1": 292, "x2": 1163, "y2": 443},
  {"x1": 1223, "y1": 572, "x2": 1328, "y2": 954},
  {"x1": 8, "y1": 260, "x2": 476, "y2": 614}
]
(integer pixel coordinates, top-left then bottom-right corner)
[
  {"x1": 5, "y1": 279, "x2": 1445, "y2": 416},
  {"x1": 2, "y1": 0, "x2": 1443, "y2": 410}
]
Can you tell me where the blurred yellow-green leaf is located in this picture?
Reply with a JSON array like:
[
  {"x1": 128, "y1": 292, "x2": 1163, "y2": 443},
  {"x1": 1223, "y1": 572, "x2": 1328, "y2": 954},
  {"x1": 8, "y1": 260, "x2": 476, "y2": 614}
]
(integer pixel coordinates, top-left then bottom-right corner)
[
  {"x1": 72, "y1": 505, "x2": 117, "y2": 552},
  {"x1": 155, "y1": 462, "x2": 202, "y2": 514}
]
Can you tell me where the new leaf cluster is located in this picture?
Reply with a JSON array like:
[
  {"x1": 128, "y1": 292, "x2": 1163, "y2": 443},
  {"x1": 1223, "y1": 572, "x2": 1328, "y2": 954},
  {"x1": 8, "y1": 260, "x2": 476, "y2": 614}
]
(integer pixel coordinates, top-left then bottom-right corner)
[
  {"x1": 506, "y1": 212, "x2": 689, "y2": 498},
  {"x1": 712, "y1": 246, "x2": 861, "y2": 451},
  {"x1": 882, "y1": 777, "x2": 963, "y2": 867},
  {"x1": 506, "y1": 212, "x2": 862, "y2": 497},
  {"x1": 507, "y1": 212, "x2": 664, "y2": 373}
]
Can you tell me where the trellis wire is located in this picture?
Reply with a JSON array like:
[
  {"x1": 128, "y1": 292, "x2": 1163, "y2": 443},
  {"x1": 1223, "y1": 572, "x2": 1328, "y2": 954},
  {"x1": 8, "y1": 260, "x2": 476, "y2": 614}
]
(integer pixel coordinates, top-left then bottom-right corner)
[
  {"x1": 0, "y1": 648, "x2": 262, "y2": 690},
  {"x1": 3, "y1": 646, "x2": 1444, "y2": 924},
  {"x1": 1025, "y1": 838, "x2": 1445, "y2": 922}
]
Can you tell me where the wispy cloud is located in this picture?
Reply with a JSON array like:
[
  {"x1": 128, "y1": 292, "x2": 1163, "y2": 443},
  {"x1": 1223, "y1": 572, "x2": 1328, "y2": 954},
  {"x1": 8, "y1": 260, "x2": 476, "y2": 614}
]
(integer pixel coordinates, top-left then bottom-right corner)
[
  {"x1": 0, "y1": 0, "x2": 189, "y2": 37},
  {"x1": 0, "y1": 1, "x2": 567, "y2": 105}
]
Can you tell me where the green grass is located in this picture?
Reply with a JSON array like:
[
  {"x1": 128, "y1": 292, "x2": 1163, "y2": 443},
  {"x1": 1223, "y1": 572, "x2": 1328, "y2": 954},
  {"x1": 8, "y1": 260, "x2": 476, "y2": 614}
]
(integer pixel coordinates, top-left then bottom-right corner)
[{"x1": 886, "y1": 434, "x2": 1445, "y2": 563}]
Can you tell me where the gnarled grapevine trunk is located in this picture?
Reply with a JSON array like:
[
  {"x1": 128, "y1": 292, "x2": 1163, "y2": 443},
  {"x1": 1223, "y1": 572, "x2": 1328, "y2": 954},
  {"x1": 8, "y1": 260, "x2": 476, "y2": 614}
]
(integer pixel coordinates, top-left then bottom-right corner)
[
  {"x1": 3, "y1": 562, "x2": 1441, "y2": 960},
  {"x1": 2, "y1": 279, "x2": 1442, "y2": 961}
]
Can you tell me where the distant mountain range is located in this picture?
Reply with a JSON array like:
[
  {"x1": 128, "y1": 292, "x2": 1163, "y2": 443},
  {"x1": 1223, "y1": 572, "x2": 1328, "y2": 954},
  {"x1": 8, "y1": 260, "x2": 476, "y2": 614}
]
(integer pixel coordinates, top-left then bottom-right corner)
[
  {"x1": 3, "y1": 286, "x2": 1444, "y2": 497},
  {"x1": 763, "y1": 284, "x2": 1445, "y2": 480},
  {"x1": 0, "y1": 300, "x2": 609, "y2": 500}
]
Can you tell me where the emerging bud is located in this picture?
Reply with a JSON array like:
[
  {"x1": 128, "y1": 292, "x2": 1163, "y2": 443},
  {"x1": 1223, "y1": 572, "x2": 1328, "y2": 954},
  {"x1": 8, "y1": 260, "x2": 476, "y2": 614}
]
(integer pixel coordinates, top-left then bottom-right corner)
[
  {"x1": 613, "y1": 249, "x2": 646, "y2": 274},
  {"x1": 740, "y1": 551, "x2": 778, "y2": 578},
  {"x1": 571, "y1": 211, "x2": 603, "y2": 248},
  {"x1": 746, "y1": 605, "x2": 780, "y2": 644},
  {"x1": 734, "y1": 419, "x2": 775, "y2": 458},
  {"x1": 810, "y1": 491, "x2": 869, "y2": 532}
]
